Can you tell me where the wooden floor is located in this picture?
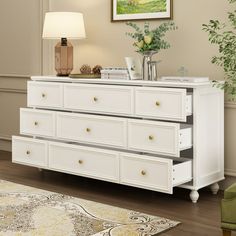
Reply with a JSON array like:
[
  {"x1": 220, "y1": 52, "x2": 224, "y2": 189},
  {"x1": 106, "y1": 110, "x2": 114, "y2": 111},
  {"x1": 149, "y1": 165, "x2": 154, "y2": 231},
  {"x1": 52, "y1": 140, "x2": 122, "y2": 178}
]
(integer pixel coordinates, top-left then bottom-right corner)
[{"x1": 0, "y1": 151, "x2": 234, "y2": 236}]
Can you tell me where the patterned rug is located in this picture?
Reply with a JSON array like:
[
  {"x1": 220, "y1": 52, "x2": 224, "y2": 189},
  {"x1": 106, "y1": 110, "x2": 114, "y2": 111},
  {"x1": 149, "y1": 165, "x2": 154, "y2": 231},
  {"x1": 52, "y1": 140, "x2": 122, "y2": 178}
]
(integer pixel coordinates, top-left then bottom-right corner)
[{"x1": 0, "y1": 180, "x2": 180, "y2": 235}]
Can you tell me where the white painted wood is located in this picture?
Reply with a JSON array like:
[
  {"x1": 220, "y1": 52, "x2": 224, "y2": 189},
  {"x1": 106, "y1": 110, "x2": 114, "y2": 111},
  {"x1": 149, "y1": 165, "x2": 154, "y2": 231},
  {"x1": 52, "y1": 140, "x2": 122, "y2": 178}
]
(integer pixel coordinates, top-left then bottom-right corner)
[
  {"x1": 191, "y1": 86, "x2": 224, "y2": 190},
  {"x1": 48, "y1": 142, "x2": 119, "y2": 183},
  {"x1": 12, "y1": 136, "x2": 47, "y2": 168},
  {"x1": 190, "y1": 190, "x2": 199, "y2": 203},
  {"x1": 173, "y1": 160, "x2": 192, "y2": 186},
  {"x1": 135, "y1": 87, "x2": 190, "y2": 122},
  {"x1": 64, "y1": 83, "x2": 134, "y2": 116},
  {"x1": 179, "y1": 127, "x2": 192, "y2": 150},
  {"x1": 128, "y1": 119, "x2": 192, "y2": 157},
  {"x1": 31, "y1": 76, "x2": 214, "y2": 88},
  {"x1": 13, "y1": 76, "x2": 225, "y2": 202},
  {"x1": 120, "y1": 153, "x2": 173, "y2": 193},
  {"x1": 186, "y1": 95, "x2": 193, "y2": 115},
  {"x1": 27, "y1": 81, "x2": 63, "y2": 109},
  {"x1": 210, "y1": 182, "x2": 220, "y2": 195},
  {"x1": 20, "y1": 108, "x2": 56, "y2": 138},
  {"x1": 120, "y1": 153, "x2": 192, "y2": 194},
  {"x1": 57, "y1": 112, "x2": 127, "y2": 148}
]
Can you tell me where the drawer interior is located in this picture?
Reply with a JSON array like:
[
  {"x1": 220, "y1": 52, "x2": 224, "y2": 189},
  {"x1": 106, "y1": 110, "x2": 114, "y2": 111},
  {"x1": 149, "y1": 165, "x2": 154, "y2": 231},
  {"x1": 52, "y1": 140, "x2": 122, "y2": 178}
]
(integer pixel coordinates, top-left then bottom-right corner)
[
  {"x1": 186, "y1": 94, "x2": 193, "y2": 115},
  {"x1": 173, "y1": 160, "x2": 192, "y2": 186},
  {"x1": 179, "y1": 124, "x2": 193, "y2": 150}
]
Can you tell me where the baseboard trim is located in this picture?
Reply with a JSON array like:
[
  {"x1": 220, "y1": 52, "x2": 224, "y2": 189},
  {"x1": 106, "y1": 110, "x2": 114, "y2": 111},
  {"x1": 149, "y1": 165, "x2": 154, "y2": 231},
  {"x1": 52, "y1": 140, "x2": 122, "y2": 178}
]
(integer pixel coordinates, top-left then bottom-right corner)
[
  {"x1": 0, "y1": 139, "x2": 12, "y2": 152},
  {"x1": 225, "y1": 169, "x2": 236, "y2": 177},
  {"x1": 219, "y1": 175, "x2": 236, "y2": 190}
]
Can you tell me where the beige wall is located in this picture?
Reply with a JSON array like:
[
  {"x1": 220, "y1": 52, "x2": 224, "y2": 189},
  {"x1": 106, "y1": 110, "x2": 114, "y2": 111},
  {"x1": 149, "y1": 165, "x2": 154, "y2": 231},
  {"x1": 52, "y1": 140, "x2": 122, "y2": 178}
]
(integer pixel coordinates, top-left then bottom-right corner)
[
  {"x1": 48, "y1": 0, "x2": 236, "y2": 176},
  {"x1": 0, "y1": 0, "x2": 47, "y2": 151},
  {"x1": 49, "y1": 0, "x2": 228, "y2": 81}
]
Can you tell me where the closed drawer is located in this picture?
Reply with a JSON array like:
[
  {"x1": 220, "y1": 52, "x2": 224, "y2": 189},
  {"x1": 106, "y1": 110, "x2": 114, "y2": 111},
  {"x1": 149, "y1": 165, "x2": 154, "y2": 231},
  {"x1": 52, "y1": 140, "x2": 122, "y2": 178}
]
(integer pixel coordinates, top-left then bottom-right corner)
[
  {"x1": 135, "y1": 87, "x2": 192, "y2": 121},
  {"x1": 20, "y1": 108, "x2": 56, "y2": 138},
  {"x1": 27, "y1": 81, "x2": 63, "y2": 109},
  {"x1": 57, "y1": 112, "x2": 127, "y2": 148},
  {"x1": 120, "y1": 153, "x2": 192, "y2": 194},
  {"x1": 64, "y1": 84, "x2": 134, "y2": 115},
  {"x1": 128, "y1": 119, "x2": 192, "y2": 157},
  {"x1": 12, "y1": 136, "x2": 47, "y2": 168},
  {"x1": 48, "y1": 142, "x2": 119, "y2": 182}
]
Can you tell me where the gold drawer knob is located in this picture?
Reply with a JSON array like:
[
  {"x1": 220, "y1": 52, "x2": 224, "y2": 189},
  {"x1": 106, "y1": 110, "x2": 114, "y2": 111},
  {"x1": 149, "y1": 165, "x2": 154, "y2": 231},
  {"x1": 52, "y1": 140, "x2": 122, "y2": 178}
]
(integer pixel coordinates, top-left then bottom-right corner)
[
  {"x1": 149, "y1": 135, "x2": 154, "y2": 141},
  {"x1": 41, "y1": 93, "x2": 46, "y2": 98},
  {"x1": 86, "y1": 128, "x2": 91, "y2": 133},
  {"x1": 34, "y1": 121, "x2": 39, "y2": 126},
  {"x1": 141, "y1": 170, "x2": 146, "y2": 176},
  {"x1": 26, "y1": 150, "x2": 31, "y2": 155},
  {"x1": 93, "y1": 97, "x2": 98, "y2": 102},
  {"x1": 155, "y1": 101, "x2": 160, "y2": 106},
  {"x1": 78, "y1": 160, "x2": 83, "y2": 164}
]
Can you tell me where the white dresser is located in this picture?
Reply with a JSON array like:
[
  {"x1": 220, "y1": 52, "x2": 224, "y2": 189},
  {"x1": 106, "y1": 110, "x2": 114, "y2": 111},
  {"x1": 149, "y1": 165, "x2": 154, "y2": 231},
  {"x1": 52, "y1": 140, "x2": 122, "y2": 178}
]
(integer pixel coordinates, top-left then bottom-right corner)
[{"x1": 12, "y1": 76, "x2": 224, "y2": 203}]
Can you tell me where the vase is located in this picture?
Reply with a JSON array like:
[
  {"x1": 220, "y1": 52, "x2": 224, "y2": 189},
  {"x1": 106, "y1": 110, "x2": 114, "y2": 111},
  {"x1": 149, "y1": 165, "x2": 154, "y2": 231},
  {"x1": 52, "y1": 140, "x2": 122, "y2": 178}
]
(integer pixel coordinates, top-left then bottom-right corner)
[{"x1": 140, "y1": 51, "x2": 157, "y2": 81}]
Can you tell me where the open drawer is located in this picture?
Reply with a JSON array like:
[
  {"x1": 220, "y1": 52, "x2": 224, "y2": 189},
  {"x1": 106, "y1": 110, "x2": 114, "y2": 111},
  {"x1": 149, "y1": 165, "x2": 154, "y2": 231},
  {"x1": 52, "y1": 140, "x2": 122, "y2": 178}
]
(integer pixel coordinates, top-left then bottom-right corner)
[
  {"x1": 120, "y1": 153, "x2": 192, "y2": 194},
  {"x1": 128, "y1": 119, "x2": 192, "y2": 157},
  {"x1": 135, "y1": 87, "x2": 192, "y2": 122}
]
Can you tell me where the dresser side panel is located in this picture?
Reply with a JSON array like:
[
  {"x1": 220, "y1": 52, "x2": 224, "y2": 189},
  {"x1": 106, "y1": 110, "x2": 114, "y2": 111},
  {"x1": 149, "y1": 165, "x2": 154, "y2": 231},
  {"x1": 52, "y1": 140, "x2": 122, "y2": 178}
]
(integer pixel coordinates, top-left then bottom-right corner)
[{"x1": 193, "y1": 86, "x2": 224, "y2": 188}]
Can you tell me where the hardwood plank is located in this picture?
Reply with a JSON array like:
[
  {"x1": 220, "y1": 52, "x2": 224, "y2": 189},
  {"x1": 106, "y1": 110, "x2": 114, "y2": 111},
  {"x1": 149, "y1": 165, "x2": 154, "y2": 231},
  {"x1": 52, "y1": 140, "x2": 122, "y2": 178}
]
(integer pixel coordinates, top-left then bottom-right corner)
[{"x1": 0, "y1": 151, "x2": 235, "y2": 236}]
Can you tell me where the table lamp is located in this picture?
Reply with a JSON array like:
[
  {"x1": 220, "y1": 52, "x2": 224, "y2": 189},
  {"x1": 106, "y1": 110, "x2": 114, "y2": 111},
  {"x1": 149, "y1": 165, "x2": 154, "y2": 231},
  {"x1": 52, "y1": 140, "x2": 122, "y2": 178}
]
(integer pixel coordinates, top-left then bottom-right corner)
[{"x1": 42, "y1": 12, "x2": 86, "y2": 76}]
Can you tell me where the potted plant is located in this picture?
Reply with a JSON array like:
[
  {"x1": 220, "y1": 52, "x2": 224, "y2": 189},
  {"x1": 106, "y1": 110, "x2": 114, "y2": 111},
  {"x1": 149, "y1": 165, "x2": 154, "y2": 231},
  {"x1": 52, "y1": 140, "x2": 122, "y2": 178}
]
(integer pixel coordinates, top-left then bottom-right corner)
[
  {"x1": 126, "y1": 21, "x2": 177, "y2": 80},
  {"x1": 203, "y1": 0, "x2": 236, "y2": 99}
]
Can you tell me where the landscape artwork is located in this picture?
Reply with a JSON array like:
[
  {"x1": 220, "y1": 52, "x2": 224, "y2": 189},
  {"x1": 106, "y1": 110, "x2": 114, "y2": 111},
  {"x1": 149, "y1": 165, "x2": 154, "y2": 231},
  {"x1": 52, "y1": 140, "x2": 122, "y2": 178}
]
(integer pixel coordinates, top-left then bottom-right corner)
[{"x1": 112, "y1": 0, "x2": 172, "y2": 21}]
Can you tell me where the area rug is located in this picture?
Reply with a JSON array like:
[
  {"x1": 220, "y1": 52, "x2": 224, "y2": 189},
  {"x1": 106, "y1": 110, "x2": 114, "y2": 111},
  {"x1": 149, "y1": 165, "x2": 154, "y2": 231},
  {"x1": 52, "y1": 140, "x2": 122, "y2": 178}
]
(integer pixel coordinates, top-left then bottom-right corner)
[{"x1": 0, "y1": 180, "x2": 180, "y2": 236}]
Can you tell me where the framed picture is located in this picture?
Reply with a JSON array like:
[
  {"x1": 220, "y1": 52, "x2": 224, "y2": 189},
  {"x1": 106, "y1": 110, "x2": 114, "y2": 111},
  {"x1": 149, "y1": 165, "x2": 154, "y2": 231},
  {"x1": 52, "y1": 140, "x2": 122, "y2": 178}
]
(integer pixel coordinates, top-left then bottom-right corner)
[
  {"x1": 125, "y1": 57, "x2": 142, "y2": 80},
  {"x1": 111, "y1": 0, "x2": 172, "y2": 22}
]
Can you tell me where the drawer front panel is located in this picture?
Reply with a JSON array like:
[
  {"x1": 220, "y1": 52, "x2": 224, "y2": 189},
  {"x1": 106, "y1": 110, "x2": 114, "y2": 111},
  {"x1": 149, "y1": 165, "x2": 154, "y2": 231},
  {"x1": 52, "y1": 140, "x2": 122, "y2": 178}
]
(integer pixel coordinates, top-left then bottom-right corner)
[
  {"x1": 135, "y1": 87, "x2": 188, "y2": 121},
  {"x1": 12, "y1": 136, "x2": 47, "y2": 167},
  {"x1": 64, "y1": 84, "x2": 134, "y2": 115},
  {"x1": 120, "y1": 153, "x2": 173, "y2": 193},
  {"x1": 27, "y1": 82, "x2": 63, "y2": 109},
  {"x1": 49, "y1": 142, "x2": 119, "y2": 182},
  {"x1": 20, "y1": 109, "x2": 55, "y2": 138},
  {"x1": 57, "y1": 113, "x2": 127, "y2": 148},
  {"x1": 128, "y1": 120, "x2": 179, "y2": 156}
]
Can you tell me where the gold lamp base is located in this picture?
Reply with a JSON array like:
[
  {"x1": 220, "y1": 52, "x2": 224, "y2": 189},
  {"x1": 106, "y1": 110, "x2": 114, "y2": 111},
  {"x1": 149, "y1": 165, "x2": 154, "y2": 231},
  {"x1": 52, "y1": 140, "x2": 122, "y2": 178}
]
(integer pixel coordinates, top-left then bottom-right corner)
[{"x1": 55, "y1": 38, "x2": 73, "y2": 76}]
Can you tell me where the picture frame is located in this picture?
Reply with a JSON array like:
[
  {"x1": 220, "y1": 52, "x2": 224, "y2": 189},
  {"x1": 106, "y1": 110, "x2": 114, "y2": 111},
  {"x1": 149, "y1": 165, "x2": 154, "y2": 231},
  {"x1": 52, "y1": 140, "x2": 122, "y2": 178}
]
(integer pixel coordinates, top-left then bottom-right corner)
[
  {"x1": 111, "y1": 0, "x2": 172, "y2": 22},
  {"x1": 125, "y1": 57, "x2": 142, "y2": 80}
]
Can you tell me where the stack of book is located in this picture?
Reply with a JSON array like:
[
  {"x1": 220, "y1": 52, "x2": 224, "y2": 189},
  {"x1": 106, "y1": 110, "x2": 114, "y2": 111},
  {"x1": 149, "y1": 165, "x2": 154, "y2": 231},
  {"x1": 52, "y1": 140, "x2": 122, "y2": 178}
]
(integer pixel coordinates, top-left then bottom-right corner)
[{"x1": 101, "y1": 68, "x2": 130, "y2": 80}]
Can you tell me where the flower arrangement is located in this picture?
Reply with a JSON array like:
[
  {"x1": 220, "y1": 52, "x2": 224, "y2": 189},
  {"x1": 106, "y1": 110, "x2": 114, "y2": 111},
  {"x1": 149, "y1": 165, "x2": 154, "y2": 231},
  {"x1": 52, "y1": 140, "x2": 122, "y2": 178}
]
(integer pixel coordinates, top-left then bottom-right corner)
[{"x1": 126, "y1": 21, "x2": 177, "y2": 54}]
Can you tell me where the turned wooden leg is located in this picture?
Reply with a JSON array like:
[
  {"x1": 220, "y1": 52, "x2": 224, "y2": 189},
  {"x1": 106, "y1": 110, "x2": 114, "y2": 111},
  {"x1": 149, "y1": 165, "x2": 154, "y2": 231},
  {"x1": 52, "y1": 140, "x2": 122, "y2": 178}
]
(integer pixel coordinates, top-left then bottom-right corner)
[
  {"x1": 210, "y1": 182, "x2": 219, "y2": 195},
  {"x1": 222, "y1": 229, "x2": 231, "y2": 236},
  {"x1": 190, "y1": 190, "x2": 199, "y2": 203}
]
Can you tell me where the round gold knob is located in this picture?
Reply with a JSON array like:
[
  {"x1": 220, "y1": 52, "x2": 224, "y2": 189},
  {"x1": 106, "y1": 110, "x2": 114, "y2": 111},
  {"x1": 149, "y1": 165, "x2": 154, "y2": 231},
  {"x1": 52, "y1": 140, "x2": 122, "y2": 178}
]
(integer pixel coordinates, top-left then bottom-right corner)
[
  {"x1": 155, "y1": 101, "x2": 160, "y2": 106},
  {"x1": 26, "y1": 150, "x2": 30, "y2": 155},
  {"x1": 42, "y1": 93, "x2": 46, "y2": 98},
  {"x1": 149, "y1": 135, "x2": 154, "y2": 141},
  {"x1": 93, "y1": 97, "x2": 98, "y2": 102},
  {"x1": 86, "y1": 128, "x2": 91, "y2": 133},
  {"x1": 141, "y1": 170, "x2": 146, "y2": 176},
  {"x1": 78, "y1": 160, "x2": 83, "y2": 164},
  {"x1": 34, "y1": 121, "x2": 39, "y2": 126}
]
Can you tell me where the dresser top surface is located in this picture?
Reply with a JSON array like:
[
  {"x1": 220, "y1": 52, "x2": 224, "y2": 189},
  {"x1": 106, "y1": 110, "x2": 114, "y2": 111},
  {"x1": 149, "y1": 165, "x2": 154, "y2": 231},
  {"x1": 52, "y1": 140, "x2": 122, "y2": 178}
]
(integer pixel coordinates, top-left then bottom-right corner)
[{"x1": 31, "y1": 76, "x2": 215, "y2": 88}]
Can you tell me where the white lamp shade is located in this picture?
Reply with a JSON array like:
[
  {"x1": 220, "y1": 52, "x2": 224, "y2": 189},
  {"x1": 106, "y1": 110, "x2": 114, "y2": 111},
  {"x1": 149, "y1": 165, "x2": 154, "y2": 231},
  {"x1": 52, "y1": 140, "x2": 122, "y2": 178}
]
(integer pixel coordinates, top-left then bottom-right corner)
[{"x1": 42, "y1": 12, "x2": 86, "y2": 39}]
